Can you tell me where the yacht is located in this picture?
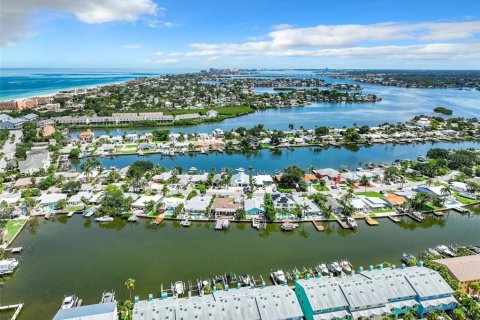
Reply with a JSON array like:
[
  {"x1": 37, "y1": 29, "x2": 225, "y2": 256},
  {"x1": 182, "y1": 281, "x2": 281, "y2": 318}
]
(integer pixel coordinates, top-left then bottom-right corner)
[
  {"x1": 346, "y1": 217, "x2": 357, "y2": 229},
  {"x1": 315, "y1": 263, "x2": 329, "y2": 275},
  {"x1": 180, "y1": 219, "x2": 191, "y2": 227},
  {"x1": 174, "y1": 281, "x2": 184, "y2": 295},
  {"x1": 329, "y1": 262, "x2": 342, "y2": 274},
  {"x1": 95, "y1": 216, "x2": 114, "y2": 223},
  {"x1": 340, "y1": 260, "x2": 352, "y2": 273},
  {"x1": 61, "y1": 295, "x2": 77, "y2": 309},
  {"x1": 427, "y1": 248, "x2": 441, "y2": 257},
  {"x1": 436, "y1": 245, "x2": 456, "y2": 257},
  {"x1": 100, "y1": 291, "x2": 116, "y2": 303},
  {"x1": 0, "y1": 258, "x2": 19, "y2": 275},
  {"x1": 239, "y1": 274, "x2": 252, "y2": 286},
  {"x1": 271, "y1": 270, "x2": 286, "y2": 284}
]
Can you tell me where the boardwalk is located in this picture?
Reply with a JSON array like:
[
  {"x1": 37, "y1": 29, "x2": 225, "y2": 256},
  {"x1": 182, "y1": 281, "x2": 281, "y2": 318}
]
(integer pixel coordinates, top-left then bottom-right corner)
[{"x1": 311, "y1": 220, "x2": 324, "y2": 231}]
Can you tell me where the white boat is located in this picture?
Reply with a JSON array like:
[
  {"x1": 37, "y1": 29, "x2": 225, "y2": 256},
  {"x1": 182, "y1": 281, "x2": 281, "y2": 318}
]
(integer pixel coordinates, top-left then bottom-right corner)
[
  {"x1": 0, "y1": 258, "x2": 19, "y2": 275},
  {"x1": 316, "y1": 263, "x2": 329, "y2": 275},
  {"x1": 138, "y1": 150, "x2": 144, "y2": 156},
  {"x1": 427, "y1": 248, "x2": 441, "y2": 257},
  {"x1": 95, "y1": 216, "x2": 114, "y2": 222},
  {"x1": 346, "y1": 217, "x2": 357, "y2": 229},
  {"x1": 222, "y1": 219, "x2": 230, "y2": 229},
  {"x1": 402, "y1": 253, "x2": 416, "y2": 264},
  {"x1": 340, "y1": 260, "x2": 352, "y2": 273},
  {"x1": 252, "y1": 219, "x2": 259, "y2": 229},
  {"x1": 271, "y1": 270, "x2": 286, "y2": 284},
  {"x1": 128, "y1": 215, "x2": 139, "y2": 223},
  {"x1": 239, "y1": 274, "x2": 252, "y2": 286},
  {"x1": 61, "y1": 295, "x2": 77, "y2": 309},
  {"x1": 281, "y1": 221, "x2": 299, "y2": 231},
  {"x1": 329, "y1": 262, "x2": 342, "y2": 274},
  {"x1": 436, "y1": 245, "x2": 456, "y2": 257},
  {"x1": 100, "y1": 291, "x2": 116, "y2": 303},
  {"x1": 180, "y1": 219, "x2": 191, "y2": 227},
  {"x1": 174, "y1": 281, "x2": 184, "y2": 295}
]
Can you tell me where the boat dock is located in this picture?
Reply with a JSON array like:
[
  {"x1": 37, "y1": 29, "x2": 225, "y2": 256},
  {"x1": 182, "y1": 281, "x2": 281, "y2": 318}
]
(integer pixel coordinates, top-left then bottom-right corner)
[
  {"x1": 67, "y1": 212, "x2": 75, "y2": 217},
  {"x1": 365, "y1": 217, "x2": 379, "y2": 226},
  {"x1": 407, "y1": 212, "x2": 424, "y2": 222},
  {"x1": 453, "y1": 207, "x2": 470, "y2": 214},
  {"x1": 388, "y1": 216, "x2": 401, "y2": 223},
  {"x1": 311, "y1": 220, "x2": 324, "y2": 231},
  {"x1": 151, "y1": 216, "x2": 164, "y2": 225},
  {"x1": 215, "y1": 220, "x2": 224, "y2": 230},
  {"x1": 5, "y1": 247, "x2": 23, "y2": 254},
  {"x1": 433, "y1": 211, "x2": 444, "y2": 217},
  {"x1": 0, "y1": 304, "x2": 24, "y2": 320},
  {"x1": 334, "y1": 216, "x2": 349, "y2": 229},
  {"x1": 84, "y1": 210, "x2": 94, "y2": 217}
]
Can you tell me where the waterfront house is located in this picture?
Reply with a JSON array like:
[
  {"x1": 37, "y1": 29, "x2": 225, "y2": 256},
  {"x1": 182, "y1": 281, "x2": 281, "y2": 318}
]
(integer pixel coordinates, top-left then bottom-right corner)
[
  {"x1": 450, "y1": 181, "x2": 468, "y2": 193},
  {"x1": 39, "y1": 193, "x2": 68, "y2": 207},
  {"x1": 52, "y1": 301, "x2": 118, "y2": 320},
  {"x1": 292, "y1": 196, "x2": 321, "y2": 216},
  {"x1": 350, "y1": 198, "x2": 367, "y2": 213},
  {"x1": 295, "y1": 265, "x2": 456, "y2": 320},
  {"x1": 79, "y1": 131, "x2": 94, "y2": 143},
  {"x1": 360, "y1": 196, "x2": 387, "y2": 210},
  {"x1": 244, "y1": 197, "x2": 265, "y2": 216},
  {"x1": 67, "y1": 192, "x2": 93, "y2": 207},
  {"x1": 18, "y1": 147, "x2": 50, "y2": 174},
  {"x1": 253, "y1": 175, "x2": 273, "y2": 188},
  {"x1": 124, "y1": 134, "x2": 138, "y2": 142},
  {"x1": 383, "y1": 193, "x2": 407, "y2": 208},
  {"x1": 207, "y1": 110, "x2": 219, "y2": 118},
  {"x1": 325, "y1": 197, "x2": 344, "y2": 215},
  {"x1": 313, "y1": 168, "x2": 341, "y2": 184},
  {"x1": 190, "y1": 173, "x2": 209, "y2": 184},
  {"x1": 416, "y1": 185, "x2": 446, "y2": 197},
  {"x1": 151, "y1": 171, "x2": 173, "y2": 183},
  {"x1": 161, "y1": 197, "x2": 185, "y2": 211},
  {"x1": 271, "y1": 193, "x2": 297, "y2": 211},
  {"x1": 132, "y1": 195, "x2": 163, "y2": 211},
  {"x1": 0, "y1": 193, "x2": 21, "y2": 205},
  {"x1": 210, "y1": 196, "x2": 240, "y2": 218},
  {"x1": 435, "y1": 255, "x2": 480, "y2": 294},
  {"x1": 184, "y1": 195, "x2": 212, "y2": 215},
  {"x1": 230, "y1": 168, "x2": 250, "y2": 187}
]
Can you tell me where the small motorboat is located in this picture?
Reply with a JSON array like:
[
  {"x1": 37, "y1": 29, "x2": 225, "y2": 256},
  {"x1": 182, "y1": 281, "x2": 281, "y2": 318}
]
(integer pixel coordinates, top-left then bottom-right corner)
[
  {"x1": 315, "y1": 263, "x2": 329, "y2": 275},
  {"x1": 427, "y1": 248, "x2": 441, "y2": 257},
  {"x1": 239, "y1": 274, "x2": 252, "y2": 286},
  {"x1": 281, "y1": 221, "x2": 298, "y2": 231},
  {"x1": 128, "y1": 215, "x2": 139, "y2": 223},
  {"x1": 340, "y1": 260, "x2": 352, "y2": 273},
  {"x1": 174, "y1": 281, "x2": 184, "y2": 295},
  {"x1": 436, "y1": 245, "x2": 456, "y2": 257},
  {"x1": 329, "y1": 262, "x2": 342, "y2": 274},
  {"x1": 61, "y1": 295, "x2": 77, "y2": 309},
  {"x1": 222, "y1": 219, "x2": 230, "y2": 230},
  {"x1": 271, "y1": 270, "x2": 286, "y2": 284},
  {"x1": 100, "y1": 291, "x2": 115, "y2": 303},
  {"x1": 252, "y1": 219, "x2": 259, "y2": 229},
  {"x1": 180, "y1": 219, "x2": 191, "y2": 227},
  {"x1": 402, "y1": 253, "x2": 417, "y2": 265},
  {"x1": 346, "y1": 217, "x2": 357, "y2": 229},
  {"x1": 0, "y1": 258, "x2": 19, "y2": 275},
  {"x1": 95, "y1": 216, "x2": 114, "y2": 223}
]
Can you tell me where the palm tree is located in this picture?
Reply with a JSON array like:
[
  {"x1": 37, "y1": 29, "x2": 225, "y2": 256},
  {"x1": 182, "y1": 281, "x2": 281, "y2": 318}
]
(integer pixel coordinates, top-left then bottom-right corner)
[
  {"x1": 125, "y1": 278, "x2": 136, "y2": 300},
  {"x1": 288, "y1": 123, "x2": 294, "y2": 130},
  {"x1": 300, "y1": 203, "x2": 311, "y2": 219},
  {"x1": 360, "y1": 175, "x2": 369, "y2": 192},
  {"x1": 248, "y1": 165, "x2": 254, "y2": 176},
  {"x1": 441, "y1": 185, "x2": 451, "y2": 197}
]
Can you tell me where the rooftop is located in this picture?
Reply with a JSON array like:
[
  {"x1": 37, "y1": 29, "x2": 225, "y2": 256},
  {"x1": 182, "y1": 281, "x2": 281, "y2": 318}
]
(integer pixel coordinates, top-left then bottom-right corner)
[{"x1": 434, "y1": 255, "x2": 480, "y2": 282}]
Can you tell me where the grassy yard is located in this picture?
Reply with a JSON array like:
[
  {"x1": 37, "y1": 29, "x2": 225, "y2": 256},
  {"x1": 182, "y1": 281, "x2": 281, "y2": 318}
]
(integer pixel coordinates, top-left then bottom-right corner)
[
  {"x1": 420, "y1": 203, "x2": 442, "y2": 212},
  {"x1": 356, "y1": 191, "x2": 383, "y2": 198},
  {"x1": 0, "y1": 219, "x2": 27, "y2": 243},
  {"x1": 373, "y1": 208, "x2": 394, "y2": 213},
  {"x1": 405, "y1": 176, "x2": 426, "y2": 182},
  {"x1": 64, "y1": 205, "x2": 85, "y2": 212},
  {"x1": 455, "y1": 195, "x2": 477, "y2": 205},
  {"x1": 313, "y1": 184, "x2": 329, "y2": 192}
]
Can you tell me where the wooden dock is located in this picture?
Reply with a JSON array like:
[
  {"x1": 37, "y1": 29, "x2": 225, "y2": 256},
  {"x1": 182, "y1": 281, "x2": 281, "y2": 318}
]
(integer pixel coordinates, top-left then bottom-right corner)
[
  {"x1": 388, "y1": 216, "x2": 401, "y2": 223},
  {"x1": 67, "y1": 211, "x2": 75, "y2": 217},
  {"x1": 152, "y1": 216, "x2": 164, "y2": 225},
  {"x1": 366, "y1": 217, "x2": 379, "y2": 226},
  {"x1": 312, "y1": 220, "x2": 324, "y2": 232},
  {"x1": 433, "y1": 211, "x2": 444, "y2": 217},
  {"x1": 0, "y1": 304, "x2": 23, "y2": 320},
  {"x1": 334, "y1": 216, "x2": 349, "y2": 229}
]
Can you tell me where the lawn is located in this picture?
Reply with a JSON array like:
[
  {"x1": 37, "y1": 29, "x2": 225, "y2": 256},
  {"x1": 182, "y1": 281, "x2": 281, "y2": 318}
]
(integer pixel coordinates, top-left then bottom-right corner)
[
  {"x1": 420, "y1": 203, "x2": 442, "y2": 212},
  {"x1": 313, "y1": 184, "x2": 329, "y2": 192},
  {"x1": 356, "y1": 191, "x2": 383, "y2": 198},
  {"x1": 373, "y1": 208, "x2": 394, "y2": 213},
  {"x1": 0, "y1": 219, "x2": 27, "y2": 243},
  {"x1": 64, "y1": 205, "x2": 85, "y2": 212},
  {"x1": 405, "y1": 176, "x2": 426, "y2": 182},
  {"x1": 455, "y1": 195, "x2": 477, "y2": 205}
]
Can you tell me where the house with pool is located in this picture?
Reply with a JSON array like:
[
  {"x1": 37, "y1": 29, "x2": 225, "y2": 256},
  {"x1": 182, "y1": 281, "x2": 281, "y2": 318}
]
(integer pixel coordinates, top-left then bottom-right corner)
[
  {"x1": 295, "y1": 264, "x2": 456, "y2": 320},
  {"x1": 244, "y1": 197, "x2": 265, "y2": 217}
]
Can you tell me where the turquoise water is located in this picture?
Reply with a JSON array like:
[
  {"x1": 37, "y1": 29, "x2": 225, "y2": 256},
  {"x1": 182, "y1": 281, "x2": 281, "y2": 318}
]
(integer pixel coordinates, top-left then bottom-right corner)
[{"x1": 78, "y1": 141, "x2": 480, "y2": 173}]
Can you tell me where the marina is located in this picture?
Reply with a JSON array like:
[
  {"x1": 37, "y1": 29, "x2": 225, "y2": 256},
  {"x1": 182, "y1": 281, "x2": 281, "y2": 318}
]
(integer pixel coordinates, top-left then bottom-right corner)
[{"x1": 2, "y1": 209, "x2": 479, "y2": 319}]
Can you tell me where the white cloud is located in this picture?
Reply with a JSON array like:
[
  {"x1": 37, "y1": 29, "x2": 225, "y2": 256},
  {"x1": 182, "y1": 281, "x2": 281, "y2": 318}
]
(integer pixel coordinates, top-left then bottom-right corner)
[
  {"x1": 155, "y1": 59, "x2": 180, "y2": 64},
  {"x1": 271, "y1": 24, "x2": 295, "y2": 31},
  {"x1": 154, "y1": 51, "x2": 165, "y2": 55},
  {"x1": 180, "y1": 21, "x2": 480, "y2": 61},
  {"x1": 1, "y1": 0, "x2": 160, "y2": 46},
  {"x1": 123, "y1": 44, "x2": 141, "y2": 49},
  {"x1": 144, "y1": 18, "x2": 179, "y2": 29}
]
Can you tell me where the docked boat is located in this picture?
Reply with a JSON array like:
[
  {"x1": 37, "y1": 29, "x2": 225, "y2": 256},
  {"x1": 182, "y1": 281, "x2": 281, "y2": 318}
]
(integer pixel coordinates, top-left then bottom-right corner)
[
  {"x1": 417, "y1": 156, "x2": 426, "y2": 162},
  {"x1": 128, "y1": 215, "x2": 139, "y2": 223},
  {"x1": 61, "y1": 295, "x2": 78, "y2": 309},
  {"x1": 138, "y1": 150, "x2": 144, "y2": 156},
  {"x1": 180, "y1": 219, "x2": 191, "y2": 227},
  {"x1": 436, "y1": 245, "x2": 456, "y2": 257},
  {"x1": 95, "y1": 216, "x2": 114, "y2": 223},
  {"x1": 329, "y1": 262, "x2": 342, "y2": 274},
  {"x1": 467, "y1": 245, "x2": 480, "y2": 254},
  {"x1": 281, "y1": 221, "x2": 299, "y2": 231},
  {"x1": 411, "y1": 211, "x2": 424, "y2": 221},
  {"x1": 100, "y1": 291, "x2": 116, "y2": 303},
  {"x1": 174, "y1": 281, "x2": 184, "y2": 295},
  {"x1": 221, "y1": 219, "x2": 230, "y2": 230},
  {"x1": 340, "y1": 260, "x2": 352, "y2": 273},
  {"x1": 402, "y1": 253, "x2": 417, "y2": 264},
  {"x1": 427, "y1": 248, "x2": 441, "y2": 257},
  {"x1": 0, "y1": 258, "x2": 19, "y2": 276},
  {"x1": 315, "y1": 263, "x2": 329, "y2": 275},
  {"x1": 239, "y1": 274, "x2": 252, "y2": 286},
  {"x1": 346, "y1": 217, "x2": 357, "y2": 229},
  {"x1": 252, "y1": 219, "x2": 259, "y2": 229},
  {"x1": 271, "y1": 270, "x2": 286, "y2": 284}
]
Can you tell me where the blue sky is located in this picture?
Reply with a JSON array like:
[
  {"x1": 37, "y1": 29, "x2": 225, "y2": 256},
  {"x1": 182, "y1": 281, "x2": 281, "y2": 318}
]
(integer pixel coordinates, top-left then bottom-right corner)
[{"x1": 1, "y1": 0, "x2": 479, "y2": 69}]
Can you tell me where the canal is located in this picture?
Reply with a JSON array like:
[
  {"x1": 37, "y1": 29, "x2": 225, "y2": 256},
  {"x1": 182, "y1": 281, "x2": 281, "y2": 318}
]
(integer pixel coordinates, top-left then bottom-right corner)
[
  {"x1": 76, "y1": 141, "x2": 480, "y2": 173},
  {"x1": 2, "y1": 209, "x2": 480, "y2": 320}
]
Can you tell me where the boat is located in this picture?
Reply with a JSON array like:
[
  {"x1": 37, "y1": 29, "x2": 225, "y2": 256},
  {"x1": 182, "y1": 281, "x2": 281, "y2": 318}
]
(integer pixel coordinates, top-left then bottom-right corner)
[
  {"x1": 427, "y1": 248, "x2": 441, "y2": 257},
  {"x1": 239, "y1": 274, "x2": 252, "y2": 286},
  {"x1": 128, "y1": 215, "x2": 139, "y2": 223},
  {"x1": 252, "y1": 219, "x2": 259, "y2": 229},
  {"x1": 402, "y1": 253, "x2": 417, "y2": 264},
  {"x1": 436, "y1": 245, "x2": 456, "y2": 257},
  {"x1": 271, "y1": 270, "x2": 286, "y2": 284},
  {"x1": 138, "y1": 150, "x2": 144, "y2": 156},
  {"x1": 180, "y1": 219, "x2": 191, "y2": 227},
  {"x1": 100, "y1": 291, "x2": 116, "y2": 303},
  {"x1": 467, "y1": 245, "x2": 480, "y2": 254},
  {"x1": 0, "y1": 258, "x2": 19, "y2": 276},
  {"x1": 417, "y1": 156, "x2": 426, "y2": 162},
  {"x1": 222, "y1": 219, "x2": 230, "y2": 230},
  {"x1": 340, "y1": 260, "x2": 352, "y2": 273},
  {"x1": 281, "y1": 221, "x2": 298, "y2": 231},
  {"x1": 174, "y1": 281, "x2": 184, "y2": 295},
  {"x1": 329, "y1": 262, "x2": 342, "y2": 274},
  {"x1": 315, "y1": 263, "x2": 329, "y2": 275},
  {"x1": 95, "y1": 216, "x2": 114, "y2": 222},
  {"x1": 346, "y1": 217, "x2": 357, "y2": 229},
  {"x1": 410, "y1": 211, "x2": 424, "y2": 221},
  {"x1": 61, "y1": 295, "x2": 78, "y2": 309}
]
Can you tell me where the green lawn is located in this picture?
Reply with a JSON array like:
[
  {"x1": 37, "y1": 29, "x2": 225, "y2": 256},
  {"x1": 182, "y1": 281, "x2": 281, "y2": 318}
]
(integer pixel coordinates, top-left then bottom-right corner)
[
  {"x1": 0, "y1": 220, "x2": 27, "y2": 243},
  {"x1": 373, "y1": 208, "x2": 394, "y2": 213},
  {"x1": 65, "y1": 205, "x2": 85, "y2": 212},
  {"x1": 356, "y1": 191, "x2": 383, "y2": 198},
  {"x1": 455, "y1": 195, "x2": 477, "y2": 205},
  {"x1": 313, "y1": 184, "x2": 329, "y2": 192},
  {"x1": 405, "y1": 176, "x2": 426, "y2": 182},
  {"x1": 420, "y1": 202, "x2": 442, "y2": 212}
]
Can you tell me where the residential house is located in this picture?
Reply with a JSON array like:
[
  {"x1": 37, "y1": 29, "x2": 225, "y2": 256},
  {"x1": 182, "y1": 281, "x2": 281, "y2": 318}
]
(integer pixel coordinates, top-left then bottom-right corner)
[
  {"x1": 271, "y1": 193, "x2": 297, "y2": 211},
  {"x1": 360, "y1": 196, "x2": 387, "y2": 210},
  {"x1": 313, "y1": 168, "x2": 341, "y2": 184},
  {"x1": 39, "y1": 193, "x2": 68, "y2": 207},
  {"x1": 18, "y1": 147, "x2": 50, "y2": 174},
  {"x1": 253, "y1": 175, "x2": 273, "y2": 188},
  {"x1": 435, "y1": 255, "x2": 480, "y2": 294},
  {"x1": 210, "y1": 196, "x2": 240, "y2": 218},
  {"x1": 52, "y1": 302, "x2": 118, "y2": 320},
  {"x1": 79, "y1": 131, "x2": 94, "y2": 143},
  {"x1": 132, "y1": 195, "x2": 163, "y2": 211},
  {"x1": 184, "y1": 195, "x2": 212, "y2": 215},
  {"x1": 230, "y1": 168, "x2": 250, "y2": 187},
  {"x1": 244, "y1": 197, "x2": 265, "y2": 216}
]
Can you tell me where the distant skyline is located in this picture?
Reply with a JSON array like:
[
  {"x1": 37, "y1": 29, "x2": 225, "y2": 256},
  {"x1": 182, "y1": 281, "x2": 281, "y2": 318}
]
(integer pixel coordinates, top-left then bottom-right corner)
[{"x1": 1, "y1": 0, "x2": 480, "y2": 70}]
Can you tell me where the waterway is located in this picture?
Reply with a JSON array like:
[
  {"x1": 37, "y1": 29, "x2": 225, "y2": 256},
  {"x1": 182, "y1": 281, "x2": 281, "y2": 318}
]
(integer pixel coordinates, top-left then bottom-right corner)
[
  {"x1": 77, "y1": 141, "x2": 480, "y2": 173},
  {"x1": 1, "y1": 210, "x2": 479, "y2": 320}
]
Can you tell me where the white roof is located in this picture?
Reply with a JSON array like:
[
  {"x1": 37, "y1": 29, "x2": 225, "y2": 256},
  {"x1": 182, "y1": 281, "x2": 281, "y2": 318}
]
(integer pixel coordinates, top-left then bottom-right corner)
[
  {"x1": 132, "y1": 195, "x2": 163, "y2": 207},
  {"x1": 0, "y1": 193, "x2": 21, "y2": 204},
  {"x1": 184, "y1": 195, "x2": 212, "y2": 211},
  {"x1": 39, "y1": 193, "x2": 68, "y2": 205},
  {"x1": 253, "y1": 175, "x2": 273, "y2": 184},
  {"x1": 244, "y1": 197, "x2": 264, "y2": 211}
]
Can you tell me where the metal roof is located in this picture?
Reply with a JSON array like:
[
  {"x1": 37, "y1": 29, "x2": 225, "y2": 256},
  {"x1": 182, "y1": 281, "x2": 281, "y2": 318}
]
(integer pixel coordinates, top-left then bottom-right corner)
[
  {"x1": 402, "y1": 267, "x2": 455, "y2": 297},
  {"x1": 296, "y1": 277, "x2": 349, "y2": 311},
  {"x1": 52, "y1": 302, "x2": 117, "y2": 320}
]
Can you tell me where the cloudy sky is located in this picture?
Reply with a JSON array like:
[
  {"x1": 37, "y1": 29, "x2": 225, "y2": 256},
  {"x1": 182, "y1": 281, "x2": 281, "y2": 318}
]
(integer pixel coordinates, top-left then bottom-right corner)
[{"x1": 1, "y1": 0, "x2": 479, "y2": 69}]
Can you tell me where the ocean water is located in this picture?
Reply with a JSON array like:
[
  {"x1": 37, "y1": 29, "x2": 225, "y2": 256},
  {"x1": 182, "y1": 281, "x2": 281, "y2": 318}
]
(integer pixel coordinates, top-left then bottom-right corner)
[{"x1": 0, "y1": 68, "x2": 161, "y2": 100}]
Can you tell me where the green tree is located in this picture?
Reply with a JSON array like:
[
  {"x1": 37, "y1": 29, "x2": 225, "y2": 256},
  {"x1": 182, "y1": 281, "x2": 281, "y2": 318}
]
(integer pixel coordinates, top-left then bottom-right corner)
[
  {"x1": 98, "y1": 185, "x2": 132, "y2": 216},
  {"x1": 124, "y1": 278, "x2": 136, "y2": 301},
  {"x1": 62, "y1": 181, "x2": 82, "y2": 196},
  {"x1": 69, "y1": 148, "x2": 81, "y2": 158}
]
